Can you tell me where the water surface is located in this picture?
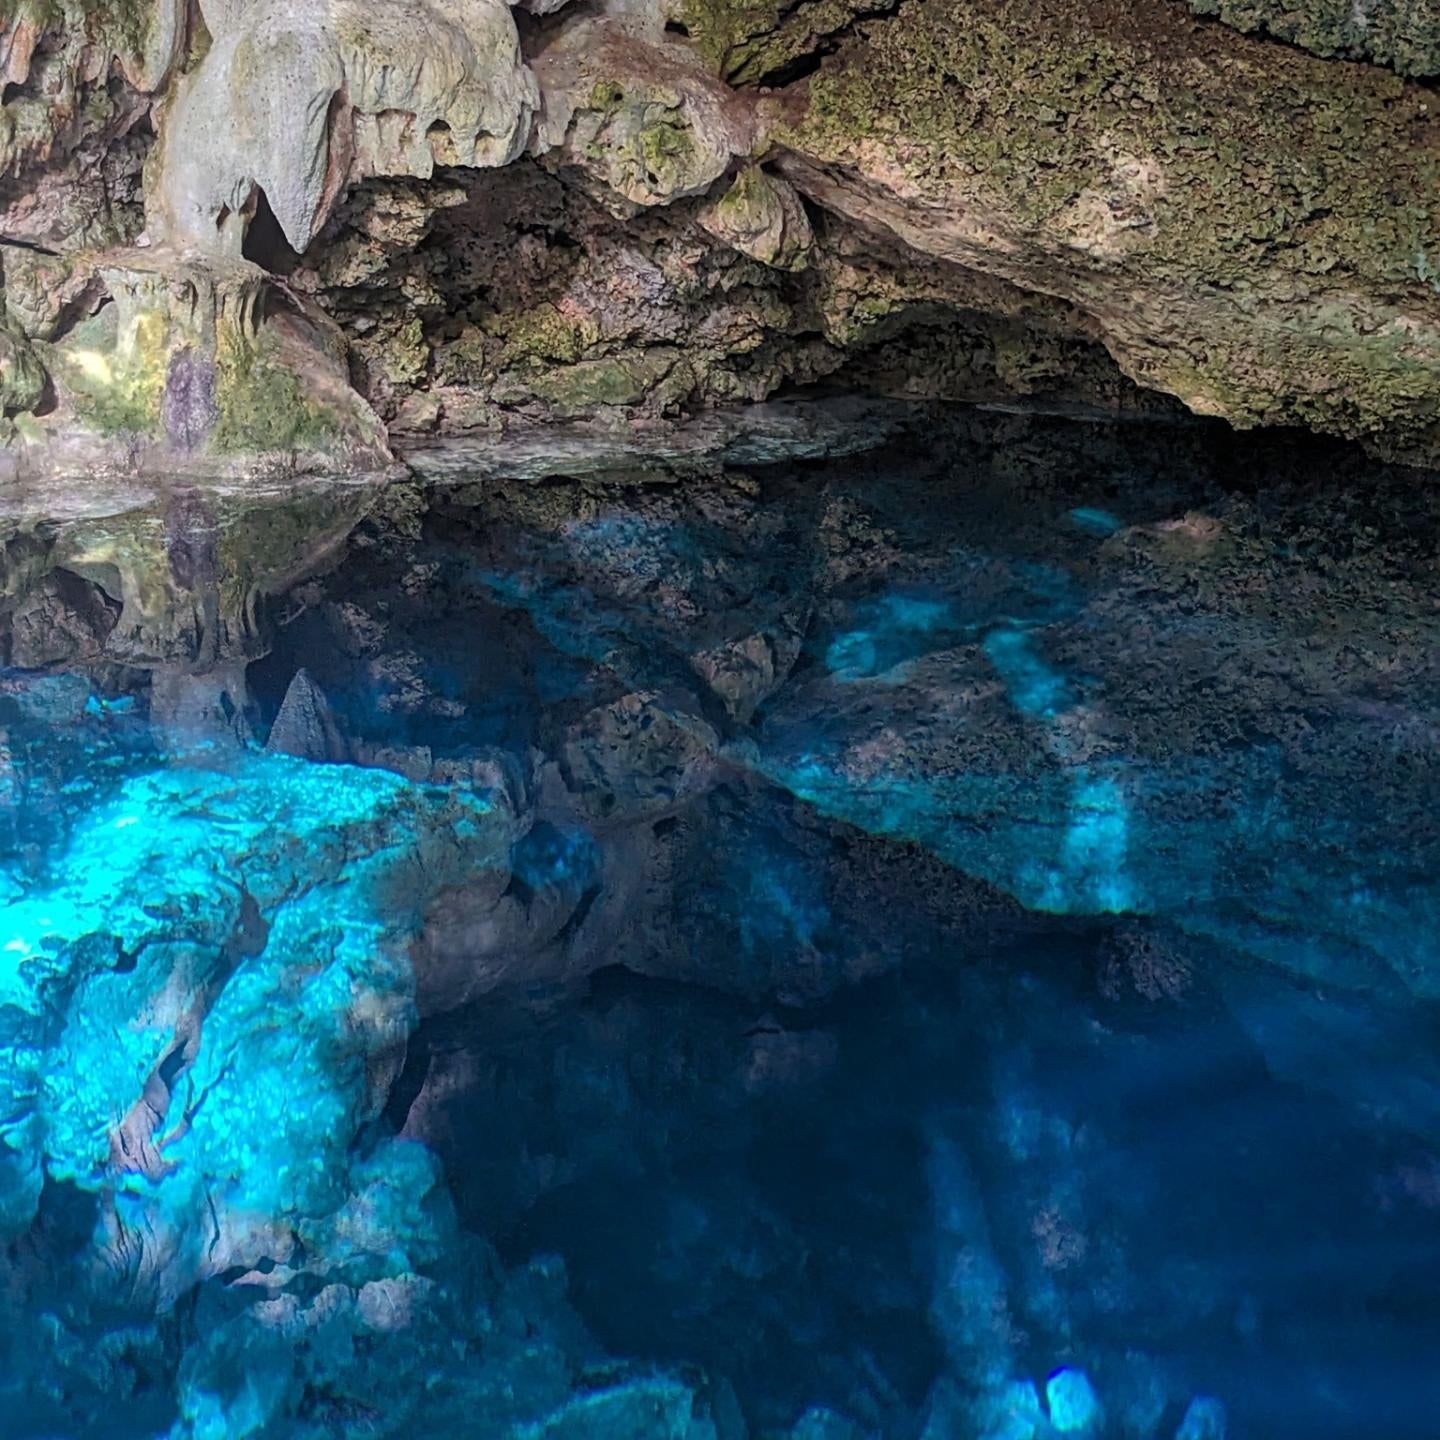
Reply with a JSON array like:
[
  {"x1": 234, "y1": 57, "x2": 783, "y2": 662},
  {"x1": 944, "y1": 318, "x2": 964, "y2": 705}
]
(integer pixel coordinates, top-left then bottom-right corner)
[{"x1": 1, "y1": 403, "x2": 1437, "y2": 1439}]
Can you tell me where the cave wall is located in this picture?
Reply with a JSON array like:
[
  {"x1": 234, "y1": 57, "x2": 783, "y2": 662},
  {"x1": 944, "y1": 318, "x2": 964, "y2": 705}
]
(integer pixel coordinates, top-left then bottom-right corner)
[{"x1": 0, "y1": 0, "x2": 1437, "y2": 473}]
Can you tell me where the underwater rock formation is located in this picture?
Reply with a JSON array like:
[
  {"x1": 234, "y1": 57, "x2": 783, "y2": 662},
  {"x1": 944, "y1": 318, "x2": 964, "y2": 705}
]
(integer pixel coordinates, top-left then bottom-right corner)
[
  {"x1": 4, "y1": 751, "x2": 504, "y2": 1281},
  {"x1": 3, "y1": 405, "x2": 1440, "y2": 1435},
  {"x1": 343, "y1": 406, "x2": 1440, "y2": 1001},
  {"x1": 1, "y1": 0, "x2": 1438, "y2": 470}
]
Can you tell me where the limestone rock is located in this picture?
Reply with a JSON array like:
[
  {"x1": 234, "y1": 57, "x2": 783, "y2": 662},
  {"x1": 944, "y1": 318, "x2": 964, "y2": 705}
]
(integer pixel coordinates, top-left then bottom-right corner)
[
  {"x1": 5, "y1": 570, "x2": 116, "y2": 668},
  {"x1": 6, "y1": 0, "x2": 1440, "y2": 469},
  {"x1": 0, "y1": 0, "x2": 180, "y2": 181},
  {"x1": 0, "y1": 315, "x2": 46, "y2": 415},
  {"x1": 2, "y1": 247, "x2": 107, "y2": 343},
  {"x1": 670, "y1": 0, "x2": 878, "y2": 86},
  {"x1": 561, "y1": 691, "x2": 721, "y2": 824},
  {"x1": 1188, "y1": 0, "x2": 1440, "y2": 76},
  {"x1": 700, "y1": 164, "x2": 813, "y2": 271},
  {"x1": 0, "y1": 0, "x2": 186, "y2": 95},
  {"x1": 531, "y1": 19, "x2": 756, "y2": 207},
  {"x1": 154, "y1": 0, "x2": 539, "y2": 256},
  {"x1": 267, "y1": 666, "x2": 350, "y2": 762},
  {"x1": 778, "y1": 0, "x2": 1440, "y2": 459},
  {"x1": 11, "y1": 249, "x2": 391, "y2": 475},
  {"x1": 2, "y1": 748, "x2": 505, "y2": 1304},
  {"x1": 691, "y1": 626, "x2": 803, "y2": 722}
]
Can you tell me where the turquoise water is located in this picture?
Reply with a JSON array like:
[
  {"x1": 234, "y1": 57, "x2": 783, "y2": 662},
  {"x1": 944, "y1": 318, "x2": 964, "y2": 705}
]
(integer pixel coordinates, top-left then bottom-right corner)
[{"x1": 1, "y1": 405, "x2": 1437, "y2": 1438}]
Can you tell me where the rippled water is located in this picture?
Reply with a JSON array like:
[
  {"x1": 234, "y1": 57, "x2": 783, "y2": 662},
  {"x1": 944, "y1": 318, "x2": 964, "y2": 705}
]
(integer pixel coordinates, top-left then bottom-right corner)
[{"x1": 1, "y1": 403, "x2": 1437, "y2": 1439}]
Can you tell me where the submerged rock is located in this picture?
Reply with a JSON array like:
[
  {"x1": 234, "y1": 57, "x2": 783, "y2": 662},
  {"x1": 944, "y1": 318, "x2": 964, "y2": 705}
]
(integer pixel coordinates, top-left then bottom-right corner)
[
  {"x1": 266, "y1": 666, "x2": 349, "y2": 762},
  {"x1": 1175, "y1": 1396, "x2": 1228, "y2": 1440},
  {"x1": 2, "y1": 402, "x2": 1440, "y2": 1436},
  {"x1": 2, "y1": 751, "x2": 504, "y2": 1274},
  {"x1": 1045, "y1": 1369, "x2": 1102, "y2": 1434},
  {"x1": 4, "y1": 0, "x2": 1439, "y2": 469}
]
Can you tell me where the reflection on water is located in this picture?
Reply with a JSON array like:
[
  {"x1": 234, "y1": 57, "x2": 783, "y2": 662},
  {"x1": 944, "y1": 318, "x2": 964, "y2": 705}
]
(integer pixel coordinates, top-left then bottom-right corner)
[{"x1": 1, "y1": 403, "x2": 1438, "y2": 1439}]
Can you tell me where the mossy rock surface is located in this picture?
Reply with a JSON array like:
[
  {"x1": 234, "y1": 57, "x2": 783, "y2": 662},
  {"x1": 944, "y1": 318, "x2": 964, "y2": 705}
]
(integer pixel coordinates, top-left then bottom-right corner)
[
  {"x1": 27, "y1": 255, "x2": 385, "y2": 472},
  {"x1": 500, "y1": 305, "x2": 598, "y2": 367},
  {"x1": 0, "y1": 318, "x2": 49, "y2": 415},
  {"x1": 1187, "y1": 0, "x2": 1440, "y2": 77},
  {"x1": 53, "y1": 305, "x2": 164, "y2": 436},
  {"x1": 674, "y1": 0, "x2": 876, "y2": 84},
  {"x1": 791, "y1": 0, "x2": 1439, "y2": 291},
  {"x1": 211, "y1": 331, "x2": 343, "y2": 456},
  {"x1": 706, "y1": 165, "x2": 813, "y2": 271},
  {"x1": 526, "y1": 351, "x2": 681, "y2": 415},
  {"x1": 780, "y1": 0, "x2": 1440, "y2": 453}
]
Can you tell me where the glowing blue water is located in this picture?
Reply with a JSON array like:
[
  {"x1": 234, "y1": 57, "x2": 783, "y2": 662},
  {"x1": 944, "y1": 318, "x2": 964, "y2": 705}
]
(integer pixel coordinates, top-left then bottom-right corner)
[{"x1": 2, "y1": 409, "x2": 1438, "y2": 1438}]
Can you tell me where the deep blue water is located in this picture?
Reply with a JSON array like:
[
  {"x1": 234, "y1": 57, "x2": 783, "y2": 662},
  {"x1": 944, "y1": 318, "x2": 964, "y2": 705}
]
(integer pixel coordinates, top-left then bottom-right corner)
[{"x1": 1, "y1": 403, "x2": 1438, "y2": 1439}]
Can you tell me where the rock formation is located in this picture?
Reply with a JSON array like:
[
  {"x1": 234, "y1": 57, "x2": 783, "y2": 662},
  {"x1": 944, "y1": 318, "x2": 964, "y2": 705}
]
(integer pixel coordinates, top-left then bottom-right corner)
[
  {"x1": 4, "y1": 408, "x2": 1437, "y2": 1435},
  {"x1": 776, "y1": 0, "x2": 1440, "y2": 461},
  {"x1": 0, "y1": 0, "x2": 1436, "y2": 474},
  {"x1": 154, "y1": 0, "x2": 537, "y2": 254},
  {"x1": 0, "y1": 467, "x2": 385, "y2": 740}
]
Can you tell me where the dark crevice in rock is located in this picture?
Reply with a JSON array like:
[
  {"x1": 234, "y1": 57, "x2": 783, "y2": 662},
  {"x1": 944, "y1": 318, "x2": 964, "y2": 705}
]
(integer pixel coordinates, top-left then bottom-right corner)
[
  {"x1": 0, "y1": 235, "x2": 59, "y2": 256},
  {"x1": 47, "y1": 283, "x2": 110, "y2": 347},
  {"x1": 752, "y1": 0, "x2": 905, "y2": 89},
  {"x1": 241, "y1": 187, "x2": 302, "y2": 276}
]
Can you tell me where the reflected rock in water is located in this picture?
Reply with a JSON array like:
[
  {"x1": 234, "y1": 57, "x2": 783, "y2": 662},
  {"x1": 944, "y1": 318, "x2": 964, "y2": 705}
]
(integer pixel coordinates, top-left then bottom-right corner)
[
  {"x1": 0, "y1": 473, "x2": 385, "y2": 743},
  {"x1": 1, "y1": 402, "x2": 1439, "y2": 1439}
]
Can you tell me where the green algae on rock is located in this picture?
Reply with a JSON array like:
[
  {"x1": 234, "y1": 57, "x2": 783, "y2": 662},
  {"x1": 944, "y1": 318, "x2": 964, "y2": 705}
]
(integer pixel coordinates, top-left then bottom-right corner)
[
  {"x1": 4, "y1": 0, "x2": 1440, "y2": 469},
  {"x1": 530, "y1": 20, "x2": 755, "y2": 208},
  {"x1": 1188, "y1": 0, "x2": 1440, "y2": 77},
  {"x1": 701, "y1": 165, "x2": 814, "y2": 271},
  {"x1": 0, "y1": 314, "x2": 47, "y2": 417},
  {"x1": 6, "y1": 251, "x2": 390, "y2": 477},
  {"x1": 672, "y1": 0, "x2": 878, "y2": 86},
  {"x1": 780, "y1": 0, "x2": 1440, "y2": 456}
]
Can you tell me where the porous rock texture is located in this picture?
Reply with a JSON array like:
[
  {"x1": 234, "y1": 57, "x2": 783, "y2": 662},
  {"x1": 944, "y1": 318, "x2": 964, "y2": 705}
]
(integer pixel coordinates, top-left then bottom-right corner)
[
  {"x1": 1185, "y1": 0, "x2": 1440, "y2": 75},
  {"x1": 0, "y1": 0, "x2": 1438, "y2": 473},
  {"x1": 4, "y1": 408, "x2": 1437, "y2": 1435},
  {"x1": 777, "y1": 0, "x2": 1440, "y2": 460}
]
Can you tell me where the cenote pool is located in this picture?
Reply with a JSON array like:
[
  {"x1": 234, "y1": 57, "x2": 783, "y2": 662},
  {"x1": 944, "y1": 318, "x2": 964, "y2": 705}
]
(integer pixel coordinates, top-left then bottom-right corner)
[{"x1": 1, "y1": 402, "x2": 1437, "y2": 1439}]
